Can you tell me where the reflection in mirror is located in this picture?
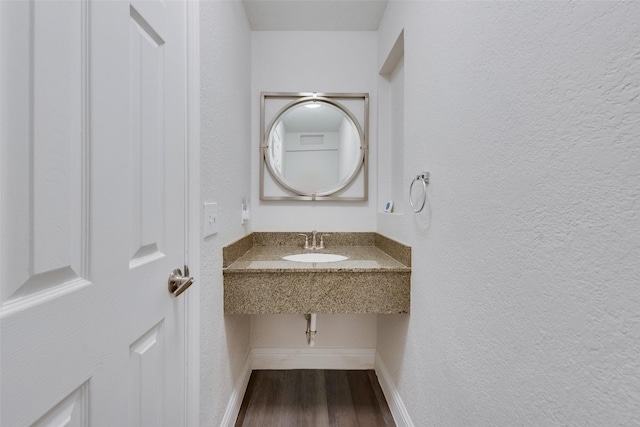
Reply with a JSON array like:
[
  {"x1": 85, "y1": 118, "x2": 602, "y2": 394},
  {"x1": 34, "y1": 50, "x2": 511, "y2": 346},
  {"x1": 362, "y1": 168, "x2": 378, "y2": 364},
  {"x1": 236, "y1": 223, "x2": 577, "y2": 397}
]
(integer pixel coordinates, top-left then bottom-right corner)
[{"x1": 266, "y1": 101, "x2": 361, "y2": 195}]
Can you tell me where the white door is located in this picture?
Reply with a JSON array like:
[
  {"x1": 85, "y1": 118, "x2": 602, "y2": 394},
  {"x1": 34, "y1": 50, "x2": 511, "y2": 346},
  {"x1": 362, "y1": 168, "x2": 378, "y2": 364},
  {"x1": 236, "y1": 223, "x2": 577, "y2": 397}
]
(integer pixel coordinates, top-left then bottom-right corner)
[{"x1": 0, "y1": 0, "x2": 190, "y2": 425}]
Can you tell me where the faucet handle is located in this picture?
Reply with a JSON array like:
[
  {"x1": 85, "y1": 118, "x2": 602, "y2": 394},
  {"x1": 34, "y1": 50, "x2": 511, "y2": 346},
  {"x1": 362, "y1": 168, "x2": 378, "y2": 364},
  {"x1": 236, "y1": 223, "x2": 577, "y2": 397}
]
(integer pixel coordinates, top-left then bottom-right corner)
[
  {"x1": 298, "y1": 234, "x2": 310, "y2": 249},
  {"x1": 318, "y1": 234, "x2": 330, "y2": 249}
]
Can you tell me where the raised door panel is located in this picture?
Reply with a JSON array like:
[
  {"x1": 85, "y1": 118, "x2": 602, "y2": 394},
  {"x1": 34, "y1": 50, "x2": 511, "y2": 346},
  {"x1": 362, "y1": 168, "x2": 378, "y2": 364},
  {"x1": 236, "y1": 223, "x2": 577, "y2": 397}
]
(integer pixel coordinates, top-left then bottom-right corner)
[
  {"x1": 129, "y1": 5, "x2": 166, "y2": 268},
  {"x1": 32, "y1": 383, "x2": 89, "y2": 427},
  {"x1": 129, "y1": 322, "x2": 165, "y2": 427},
  {"x1": 1, "y1": 0, "x2": 89, "y2": 311}
]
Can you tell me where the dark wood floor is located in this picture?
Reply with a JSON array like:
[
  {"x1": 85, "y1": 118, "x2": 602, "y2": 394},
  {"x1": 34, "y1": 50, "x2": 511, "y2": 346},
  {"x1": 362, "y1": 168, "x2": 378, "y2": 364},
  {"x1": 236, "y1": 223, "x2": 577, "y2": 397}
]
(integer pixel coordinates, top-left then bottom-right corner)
[{"x1": 235, "y1": 369, "x2": 395, "y2": 427}]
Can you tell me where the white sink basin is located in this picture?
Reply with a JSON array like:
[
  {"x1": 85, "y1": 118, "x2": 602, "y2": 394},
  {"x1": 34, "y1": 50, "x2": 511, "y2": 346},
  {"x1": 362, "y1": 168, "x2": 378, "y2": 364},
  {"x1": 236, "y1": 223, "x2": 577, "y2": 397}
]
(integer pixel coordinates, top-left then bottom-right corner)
[{"x1": 282, "y1": 253, "x2": 348, "y2": 263}]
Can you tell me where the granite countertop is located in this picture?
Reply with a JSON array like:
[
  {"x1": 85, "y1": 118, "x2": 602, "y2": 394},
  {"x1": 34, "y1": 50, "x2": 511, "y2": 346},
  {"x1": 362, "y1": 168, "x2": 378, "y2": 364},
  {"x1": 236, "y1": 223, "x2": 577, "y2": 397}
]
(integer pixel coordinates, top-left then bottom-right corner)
[
  {"x1": 224, "y1": 245, "x2": 410, "y2": 273},
  {"x1": 222, "y1": 232, "x2": 411, "y2": 314}
]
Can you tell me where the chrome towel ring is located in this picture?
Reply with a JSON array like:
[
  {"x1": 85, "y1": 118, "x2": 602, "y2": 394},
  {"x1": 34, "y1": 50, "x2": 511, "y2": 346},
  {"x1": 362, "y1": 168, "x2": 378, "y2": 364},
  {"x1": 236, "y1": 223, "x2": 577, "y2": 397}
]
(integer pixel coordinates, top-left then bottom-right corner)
[{"x1": 409, "y1": 172, "x2": 430, "y2": 213}]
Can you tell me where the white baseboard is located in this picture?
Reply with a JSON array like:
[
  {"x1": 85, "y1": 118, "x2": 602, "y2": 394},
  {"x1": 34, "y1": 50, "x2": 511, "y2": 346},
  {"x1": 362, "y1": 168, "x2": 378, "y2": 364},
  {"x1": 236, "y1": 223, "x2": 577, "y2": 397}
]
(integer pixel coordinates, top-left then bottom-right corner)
[
  {"x1": 251, "y1": 347, "x2": 376, "y2": 370},
  {"x1": 220, "y1": 354, "x2": 253, "y2": 427},
  {"x1": 375, "y1": 354, "x2": 415, "y2": 427}
]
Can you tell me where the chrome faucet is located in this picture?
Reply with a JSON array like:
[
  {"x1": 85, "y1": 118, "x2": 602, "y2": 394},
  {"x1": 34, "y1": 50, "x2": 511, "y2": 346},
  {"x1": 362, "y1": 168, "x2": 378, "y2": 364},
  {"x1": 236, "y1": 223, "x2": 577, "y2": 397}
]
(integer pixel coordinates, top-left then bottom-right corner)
[{"x1": 298, "y1": 230, "x2": 330, "y2": 250}]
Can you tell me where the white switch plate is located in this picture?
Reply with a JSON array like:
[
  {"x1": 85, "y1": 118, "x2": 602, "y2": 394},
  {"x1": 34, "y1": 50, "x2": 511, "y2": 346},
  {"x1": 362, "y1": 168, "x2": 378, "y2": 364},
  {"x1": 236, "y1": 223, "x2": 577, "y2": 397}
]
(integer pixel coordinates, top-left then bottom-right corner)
[{"x1": 203, "y1": 202, "x2": 218, "y2": 237}]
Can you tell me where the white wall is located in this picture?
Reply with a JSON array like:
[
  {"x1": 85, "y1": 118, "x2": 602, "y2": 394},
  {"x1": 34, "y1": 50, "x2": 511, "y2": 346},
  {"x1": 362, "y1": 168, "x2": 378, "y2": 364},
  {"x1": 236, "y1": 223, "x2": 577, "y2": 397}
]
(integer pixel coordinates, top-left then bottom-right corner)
[
  {"x1": 251, "y1": 314, "x2": 377, "y2": 349},
  {"x1": 199, "y1": 1, "x2": 252, "y2": 424},
  {"x1": 377, "y1": 2, "x2": 640, "y2": 426},
  {"x1": 251, "y1": 31, "x2": 378, "y2": 231},
  {"x1": 250, "y1": 31, "x2": 379, "y2": 352}
]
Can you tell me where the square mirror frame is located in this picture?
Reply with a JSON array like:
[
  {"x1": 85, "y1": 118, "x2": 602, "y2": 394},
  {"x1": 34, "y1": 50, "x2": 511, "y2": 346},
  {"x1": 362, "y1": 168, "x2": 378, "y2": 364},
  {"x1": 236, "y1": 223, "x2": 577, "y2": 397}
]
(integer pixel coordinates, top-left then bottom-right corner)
[{"x1": 260, "y1": 92, "x2": 369, "y2": 201}]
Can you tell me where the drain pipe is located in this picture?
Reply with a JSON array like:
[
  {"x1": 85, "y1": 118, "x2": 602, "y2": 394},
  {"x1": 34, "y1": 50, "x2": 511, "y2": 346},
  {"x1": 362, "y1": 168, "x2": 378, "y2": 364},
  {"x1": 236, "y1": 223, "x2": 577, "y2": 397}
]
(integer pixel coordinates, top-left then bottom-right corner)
[{"x1": 305, "y1": 314, "x2": 317, "y2": 346}]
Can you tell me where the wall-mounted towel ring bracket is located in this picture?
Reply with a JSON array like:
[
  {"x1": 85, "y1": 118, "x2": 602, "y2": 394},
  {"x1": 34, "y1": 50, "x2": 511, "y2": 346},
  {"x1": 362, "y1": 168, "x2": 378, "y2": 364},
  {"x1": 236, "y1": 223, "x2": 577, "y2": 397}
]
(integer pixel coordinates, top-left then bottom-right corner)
[{"x1": 409, "y1": 172, "x2": 430, "y2": 213}]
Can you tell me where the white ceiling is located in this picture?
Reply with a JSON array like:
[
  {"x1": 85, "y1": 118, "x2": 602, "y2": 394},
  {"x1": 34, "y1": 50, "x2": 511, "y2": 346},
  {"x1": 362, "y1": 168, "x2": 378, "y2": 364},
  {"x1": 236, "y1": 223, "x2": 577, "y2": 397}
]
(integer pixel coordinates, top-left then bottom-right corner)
[{"x1": 242, "y1": 0, "x2": 388, "y2": 31}]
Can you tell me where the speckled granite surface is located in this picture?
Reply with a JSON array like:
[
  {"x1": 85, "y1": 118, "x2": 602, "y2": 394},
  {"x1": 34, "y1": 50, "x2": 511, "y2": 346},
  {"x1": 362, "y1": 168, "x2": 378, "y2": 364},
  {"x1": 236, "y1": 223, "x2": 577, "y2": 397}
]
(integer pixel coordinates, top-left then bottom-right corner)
[
  {"x1": 222, "y1": 233, "x2": 253, "y2": 268},
  {"x1": 223, "y1": 233, "x2": 411, "y2": 314},
  {"x1": 375, "y1": 234, "x2": 412, "y2": 267}
]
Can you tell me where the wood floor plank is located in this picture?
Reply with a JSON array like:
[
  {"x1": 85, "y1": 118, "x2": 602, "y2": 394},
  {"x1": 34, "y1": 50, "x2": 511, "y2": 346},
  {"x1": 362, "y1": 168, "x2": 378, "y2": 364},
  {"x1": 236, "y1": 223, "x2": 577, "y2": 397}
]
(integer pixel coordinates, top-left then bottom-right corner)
[
  {"x1": 347, "y1": 370, "x2": 391, "y2": 426},
  {"x1": 368, "y1": 370, "x2": 395, "y2": 426},
  {"x1": 236, "y1": 369, "x2": 395, "y2": 427},
  {"x1": 297, "y1": 369, "x2": 330, "y2": 426},
  {"x1": 240, "y1": 370, "x2": 282, "y2": 426},
  {"x1": 236, "y1": 370, "x2": 268, "y2": 427},
  {"x1": 272, "y1": 370, "x2": 298, "y2": 427},
  {"x1": 234, "y1": 372, "x2": 256, "y2": 426},
  {"x1": 325, "y1": 370, "x2": 359, "y2": 426}
]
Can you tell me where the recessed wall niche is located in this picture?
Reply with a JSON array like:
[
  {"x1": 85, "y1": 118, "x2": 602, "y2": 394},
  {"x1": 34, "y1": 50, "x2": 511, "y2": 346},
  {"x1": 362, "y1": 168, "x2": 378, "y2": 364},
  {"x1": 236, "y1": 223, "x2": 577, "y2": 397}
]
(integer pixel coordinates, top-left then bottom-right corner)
[{"x1": 378, "y1": 30, "x2": 405, "y2": 213}]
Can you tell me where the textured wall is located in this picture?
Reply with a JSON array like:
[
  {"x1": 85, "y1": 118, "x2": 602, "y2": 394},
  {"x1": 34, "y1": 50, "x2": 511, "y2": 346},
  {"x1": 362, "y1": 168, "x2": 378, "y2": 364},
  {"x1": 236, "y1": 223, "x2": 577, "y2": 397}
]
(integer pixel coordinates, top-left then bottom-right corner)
[
  {"x1": 199, "y1": 1, "x2": 252, "y2": 424},
  {"x1": 376, "y1": 2, "x2": 640, "y2": 426}
]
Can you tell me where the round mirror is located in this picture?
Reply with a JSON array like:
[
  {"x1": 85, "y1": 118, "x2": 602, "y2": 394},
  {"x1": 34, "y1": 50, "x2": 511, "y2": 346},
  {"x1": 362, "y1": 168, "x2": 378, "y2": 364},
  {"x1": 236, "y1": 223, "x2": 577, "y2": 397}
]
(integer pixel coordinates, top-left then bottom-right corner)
[{"x1": 264, "y1": 98, "x2": 364, "y2": 197}]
